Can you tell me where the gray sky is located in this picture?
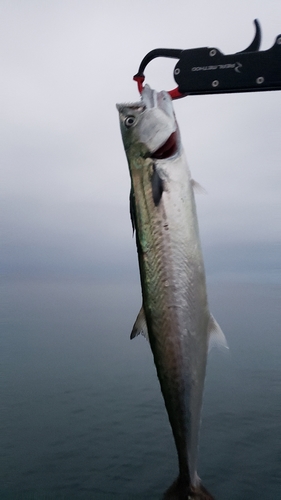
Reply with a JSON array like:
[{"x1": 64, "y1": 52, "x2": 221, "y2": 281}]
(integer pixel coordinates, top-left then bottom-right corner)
[{"x1": 1, "y1": 0, "x2": 281, "y2": 282}]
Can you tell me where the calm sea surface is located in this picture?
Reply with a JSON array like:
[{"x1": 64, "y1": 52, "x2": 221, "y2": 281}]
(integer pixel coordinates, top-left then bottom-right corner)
[{"x1": 1, "y1": 276, "x2": 280, "y2": 500}]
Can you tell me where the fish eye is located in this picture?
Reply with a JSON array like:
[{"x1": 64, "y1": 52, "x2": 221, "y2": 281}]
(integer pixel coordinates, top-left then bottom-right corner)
[{"x1": 124, "y1": 116, "x2": 136, "y2": 128}]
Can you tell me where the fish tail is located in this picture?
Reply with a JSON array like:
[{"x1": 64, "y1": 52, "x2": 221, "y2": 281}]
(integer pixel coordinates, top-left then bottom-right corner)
[{"x1": 163, "y1": 476, "x2": 215, "y2": 500}]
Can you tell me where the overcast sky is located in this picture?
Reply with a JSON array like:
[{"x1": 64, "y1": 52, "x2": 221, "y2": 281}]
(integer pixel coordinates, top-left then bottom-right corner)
[{"x1": 1, "y1": 0, "x2": 281, "y2": 282}]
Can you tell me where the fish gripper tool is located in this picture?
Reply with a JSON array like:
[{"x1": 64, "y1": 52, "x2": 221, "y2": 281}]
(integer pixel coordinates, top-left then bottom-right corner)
[{"x1": 133, "y1": 20, "x2": 281, "y2": 99}]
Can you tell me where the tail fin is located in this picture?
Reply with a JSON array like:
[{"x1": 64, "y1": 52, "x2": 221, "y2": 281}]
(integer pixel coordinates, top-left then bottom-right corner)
[{"x1": 163, "y1": 477, "x2": 215, "y2": 500}]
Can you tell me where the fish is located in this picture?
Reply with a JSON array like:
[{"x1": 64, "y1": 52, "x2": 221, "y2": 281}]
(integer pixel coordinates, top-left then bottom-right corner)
[{"x1": 116, "y1": 85, "x2": 226, "y2": 500}]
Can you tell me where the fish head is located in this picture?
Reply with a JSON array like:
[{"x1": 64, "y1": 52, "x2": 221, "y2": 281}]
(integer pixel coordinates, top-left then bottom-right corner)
[{"x1": 116, "y1": 85, "x2": 179, "y2": 161}]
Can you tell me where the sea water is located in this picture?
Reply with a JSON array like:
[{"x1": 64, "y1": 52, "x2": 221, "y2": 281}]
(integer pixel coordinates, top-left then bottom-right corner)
[{"x1": 1, "y1": 274, "x2": 280, "y2": 500}]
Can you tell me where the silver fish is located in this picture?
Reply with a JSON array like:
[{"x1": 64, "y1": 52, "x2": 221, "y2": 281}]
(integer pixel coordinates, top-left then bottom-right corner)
[{"x1": 117, "y1": 86, "x2": 226, "y2": 499}]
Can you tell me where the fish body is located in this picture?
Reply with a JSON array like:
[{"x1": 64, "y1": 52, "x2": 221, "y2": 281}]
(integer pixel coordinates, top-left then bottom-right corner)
[{"x1": 117, "y1": 86, "x2": 224, "y2": 499}]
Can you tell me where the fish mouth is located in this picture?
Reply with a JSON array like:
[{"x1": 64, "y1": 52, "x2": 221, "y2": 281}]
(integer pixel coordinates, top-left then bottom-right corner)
[{"x1": 151, "y1": 131, "x2": 178, "y2": 159}]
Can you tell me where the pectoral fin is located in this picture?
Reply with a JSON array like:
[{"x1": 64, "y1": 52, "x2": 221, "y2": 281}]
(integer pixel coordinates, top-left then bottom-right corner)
[
  {"x1": 207, "y1": 314, "x2": 228, "y2": 351},
  {"x1": 130, "y1": 306, "x2": 149, "y2": 341},
  {"x1": 151, "y1": 165, "x2": 164, "y2": 206},
  {"x1": 129, "y1": 188, "x2": 136, "y2": 234}
]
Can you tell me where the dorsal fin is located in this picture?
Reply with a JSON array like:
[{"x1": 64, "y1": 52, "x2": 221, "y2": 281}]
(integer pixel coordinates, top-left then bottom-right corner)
[
  {"x1": 191, "y1": 179, "x2": 206, "y2": 194},
  {"x1": 207, "y1": 314, "x2": 228, "y2": 351}
]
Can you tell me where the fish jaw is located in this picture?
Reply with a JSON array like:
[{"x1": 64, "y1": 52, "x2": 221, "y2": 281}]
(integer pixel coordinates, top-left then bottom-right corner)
[
  {"x1": 117, "y1": 85, "x2": 178, "y2": 157},
  {"x1": 138, "y1": 86, "x2": 177, "y2": 153}
]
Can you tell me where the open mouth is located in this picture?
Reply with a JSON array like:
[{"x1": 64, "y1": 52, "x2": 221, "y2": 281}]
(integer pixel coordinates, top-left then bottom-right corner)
[{"x1": 151, "y1": 131, "x2": 178, "y2": 159}]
